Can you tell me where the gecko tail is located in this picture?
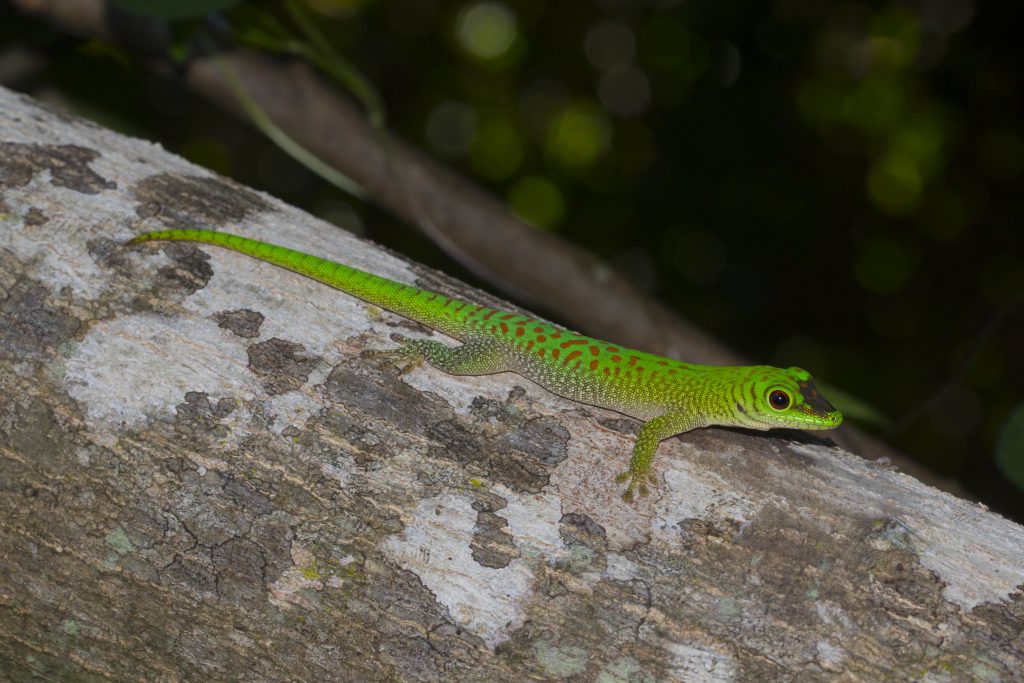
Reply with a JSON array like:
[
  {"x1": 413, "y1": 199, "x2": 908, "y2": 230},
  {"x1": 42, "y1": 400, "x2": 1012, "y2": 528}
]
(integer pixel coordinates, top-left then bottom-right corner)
[{"x1": 127, "y1": 229, "x2": 480, "y2": 341}]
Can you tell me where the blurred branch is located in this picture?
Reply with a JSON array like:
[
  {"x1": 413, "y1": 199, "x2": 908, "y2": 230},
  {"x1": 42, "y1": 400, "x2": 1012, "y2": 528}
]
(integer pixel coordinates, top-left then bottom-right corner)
[
  {"x1": 886, "y1": 293, "x2": 1023, "y2": 438},
  {"x1": 6, "y1": 0, "x2": 971, "y2": 497},
  {"x1": 0, "y1": 44, "x2": 47, "y2": 87}
]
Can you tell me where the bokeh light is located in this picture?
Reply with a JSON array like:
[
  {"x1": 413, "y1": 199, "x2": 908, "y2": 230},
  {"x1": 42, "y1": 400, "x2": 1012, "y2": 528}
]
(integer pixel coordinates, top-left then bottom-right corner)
[{"x1": 455, "y1": 2, "x2": 518, "y2": 61}]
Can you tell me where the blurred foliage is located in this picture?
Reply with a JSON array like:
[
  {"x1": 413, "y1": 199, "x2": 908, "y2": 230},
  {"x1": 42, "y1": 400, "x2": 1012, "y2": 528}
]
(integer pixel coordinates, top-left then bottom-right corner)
[
  {"x1": 1, "y1": 0, "x2": 1022, "y2": 518},
  {"x1": 109, "y1": 0, "x2": 244, "y2": 21},
  {"x1": 996, "y1": 403, "x2": 1024, "y2": 491}
]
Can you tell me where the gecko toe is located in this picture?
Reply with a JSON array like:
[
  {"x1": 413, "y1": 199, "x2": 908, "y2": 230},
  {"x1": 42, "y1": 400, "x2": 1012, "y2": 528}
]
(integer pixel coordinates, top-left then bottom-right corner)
[
  {"x1": 616, "y1": 471, "x2": 647, "y2": 503},
  {"x1": 400, "y1": 358, "x2": 425, "y2": 374},
  {"x1": 361, "y1": 349, "x2": 412, "y2": 375}
]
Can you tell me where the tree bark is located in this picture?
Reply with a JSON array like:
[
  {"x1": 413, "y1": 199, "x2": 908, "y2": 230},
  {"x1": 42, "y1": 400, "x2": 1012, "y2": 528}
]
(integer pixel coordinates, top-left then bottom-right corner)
[{"x1": 1, "y1": 86, "x2": 1022, "y2": 682}]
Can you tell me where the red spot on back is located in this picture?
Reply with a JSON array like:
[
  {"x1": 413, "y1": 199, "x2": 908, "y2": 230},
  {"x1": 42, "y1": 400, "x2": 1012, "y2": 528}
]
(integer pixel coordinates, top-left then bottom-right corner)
[
  {"x1": 589, "y1": 360, "x2": 599, "y2": 371},
  {"x1": 658, "y1": 360, "x2": 669, "y2": 366},
  {"x1": 534, "y1": 327, "x2": 544, "y2": 334},
  {"x1": 537, "y1": 335, "x2": 546, "y2": 343},
  {"x1": 603, "y1": 367, "x2": 611, "y2": 376},
  {"x1": 455, "y1": 303, "x2": 467, "y2": 312},
  {"x1": 516, "y1": 319, "x2": 528, "y2": 326},
  {"x1": 561, "y1": 339, "x2": 587, "y2": 348},
  {"x1": 614, "y1": 367, "x2": 620, "y2": 376},
  {"x1": 564, "y1": 350, "x2": 582, "y2": 364},
  {"x1": 606, "y1": 346, "x2": 619, "y2": 353},
  {"x1": 526, "y1": 341, "x2": 535, "y2": 351},
  {"x1": 589, "y1": 346, "x2": 599, "y2": 356},
  {"x1": 489, "y1": 325, "x2": 496, "y2": 333},
  {"x1": 611, "y1": 355, "x2": 622, "y2": 363},
  {"x1": 515, "y1": 327, "x2": 525, "y2": 337},
  {"x1": 550, "y1": 332, "x2": 562, "y2": 339},
  {"x1": 628, "y1": 356, "x2": 640, "y2": 366},
  {"x1": 668, "y1": 369, "x2": 677, "y2": 375},
  {"x1": 500, "y1": 313, "x2": 517, "y2": 320},
  {"x1": 500, "y1": 322, "x2": 509, "y2": 334},
  {"x1": 538, "y1": 348, "x2": 546, "y2": 358},
  {"x1": 483, "y1": 310, "x2": 498, "y2": 320},
  {"x1": 473, "y1": 306, "x2": 483, "y2": 313},
  {"x1": 551, "y1": 350, "x2": 560, "y2": 360}
]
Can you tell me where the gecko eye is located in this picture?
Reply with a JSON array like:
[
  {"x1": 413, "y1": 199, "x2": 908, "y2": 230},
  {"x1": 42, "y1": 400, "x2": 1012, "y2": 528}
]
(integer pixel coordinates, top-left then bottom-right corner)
[{"x1": 768, "y1": 389, "x2": 791, "y2": 411}]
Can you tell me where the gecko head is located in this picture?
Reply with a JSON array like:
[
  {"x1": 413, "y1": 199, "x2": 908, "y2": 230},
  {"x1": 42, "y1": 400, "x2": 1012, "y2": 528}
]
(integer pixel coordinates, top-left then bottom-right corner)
[{"x1": 738, "y1": 366, "x2": 843, "y2": 431}]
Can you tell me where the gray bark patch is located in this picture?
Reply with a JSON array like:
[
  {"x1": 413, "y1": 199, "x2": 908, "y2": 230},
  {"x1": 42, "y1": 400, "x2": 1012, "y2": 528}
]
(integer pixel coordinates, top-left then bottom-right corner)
[
  {"x1": 323, "y1": 360, "x2": 455, "y2": 436},
  {"x1": 425, "y1": 417, "x2": 554, "y2": 494},
  {"x1": 966, "y1": 589, "x2": 1024, "y2": 656},
  {"x1": 498, "y1": 576, "x2": 656, "y2": 681},
  {"x1": 2, "y1": 396, "x2": 74, "y2": 470},
  {"x1": 132, "y1": 172, "x2": 272, "y2": 228},
  {"x1": 472, "y1": 392, "x2": 570, "y2": 469},
  {"x1": 558, "y1": 513, "x2": 609, "y2": 573},
  {"x1": 247, "y1": 338, "x2": 319, "y2": 395},
  {"x1": 151, "y1": 242, "x2": 214, "y2": 294},
  {"x1": 214, "y1": 308, "x2": 264, "y2": 338},
  {"x1": 211, "y1": 537, "x2": 270, "y2": 605},
  {"x1": 24, "y1": 207, "x2": 47, "y2": 225},
  {"x1": 86, "y1": 237, "x2": 133, "y2": 272},
  {"x1": 323, "y1": 362, "x2": 565, "y2": 493},
  {"x1": 174, "y1": 391, "x2": 237, "y2": 435},
  {"x1": 496, "y1": 415, "x2": 570, "y2": 467},
  {"x1": 0, "y1": 273, "x2": 81, "y2": 358},
  {"x1": 471, "y1": 510, "x2": 519, "y2": 568},
  {"x1": 0, "y1": 142, "x2": 116, "y2": 194}
]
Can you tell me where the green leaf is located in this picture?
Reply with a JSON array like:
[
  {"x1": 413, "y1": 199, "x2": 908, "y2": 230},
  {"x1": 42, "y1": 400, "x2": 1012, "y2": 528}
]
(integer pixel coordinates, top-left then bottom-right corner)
[
  {"x1": 815, "y1": 381, "x2": 892, "y2": 428},
  {"x1": 996, "y1": 403, "x2": 1024, "y2": 491},
  {"x1": 214, "y1": 55, "x2": 366, "y2": 198},
  {"x1": 282, "y1": 0, "x2": 387, "y2": 129},
  {"x1": 109, "y1": 0, "x2": 244, "y2": 21}
]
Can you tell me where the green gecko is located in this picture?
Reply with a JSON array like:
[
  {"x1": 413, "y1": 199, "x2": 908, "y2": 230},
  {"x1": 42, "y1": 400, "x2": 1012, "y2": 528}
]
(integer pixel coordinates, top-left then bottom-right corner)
[{"x1": 128, "y1": 229, "x2": 842, "y2": 501}]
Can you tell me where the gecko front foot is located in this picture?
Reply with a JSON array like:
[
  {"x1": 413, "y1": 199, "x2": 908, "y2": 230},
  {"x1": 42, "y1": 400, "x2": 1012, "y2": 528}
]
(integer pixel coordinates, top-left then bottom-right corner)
[
  {"x1": 614, "y1": 469, "x2": 660, "y2": 503},
  {"x1": 361, "y1": 333, "x2": 425, "y2": 374}
]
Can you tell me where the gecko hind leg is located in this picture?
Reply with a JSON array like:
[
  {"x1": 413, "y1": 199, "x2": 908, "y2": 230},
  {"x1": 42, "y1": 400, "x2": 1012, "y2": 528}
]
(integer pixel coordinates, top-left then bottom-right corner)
[
  {"x1": 363, "y1": 333, "x2": 510, "y2": 376},
  {"x1": 362, "y1": 334, "x2": 426, "y2": 374}
]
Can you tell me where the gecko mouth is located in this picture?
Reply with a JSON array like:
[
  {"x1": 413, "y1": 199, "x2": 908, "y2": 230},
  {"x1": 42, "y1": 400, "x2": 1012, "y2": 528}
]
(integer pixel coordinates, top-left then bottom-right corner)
[{"x1": 784, "y1": 407, "x2": 843, "y2": 429}]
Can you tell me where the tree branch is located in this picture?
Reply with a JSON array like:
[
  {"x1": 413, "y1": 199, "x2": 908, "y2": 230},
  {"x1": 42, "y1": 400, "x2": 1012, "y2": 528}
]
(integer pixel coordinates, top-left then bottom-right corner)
[{"x1": 1, "y1": 83, "x2": 1023, "y2": 682}]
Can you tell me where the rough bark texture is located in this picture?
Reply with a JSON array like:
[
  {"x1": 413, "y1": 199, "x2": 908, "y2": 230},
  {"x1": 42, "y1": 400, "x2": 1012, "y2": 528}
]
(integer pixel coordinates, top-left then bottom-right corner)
[{"x1": 1, "y1": 86, "x2": 1022, "y2": 682}]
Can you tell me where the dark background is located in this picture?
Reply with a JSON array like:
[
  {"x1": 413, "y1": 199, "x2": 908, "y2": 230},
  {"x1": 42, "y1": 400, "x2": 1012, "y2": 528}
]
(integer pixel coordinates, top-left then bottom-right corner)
[{"x1": 2, "y1": 0, "x2": 1021, "y2": 518}]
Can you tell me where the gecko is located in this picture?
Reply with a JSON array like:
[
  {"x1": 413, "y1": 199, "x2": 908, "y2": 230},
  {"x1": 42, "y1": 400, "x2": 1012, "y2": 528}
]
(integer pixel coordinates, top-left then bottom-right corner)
[{"x1": 128, "y1": 229, "x2": 843, "y2": 501}]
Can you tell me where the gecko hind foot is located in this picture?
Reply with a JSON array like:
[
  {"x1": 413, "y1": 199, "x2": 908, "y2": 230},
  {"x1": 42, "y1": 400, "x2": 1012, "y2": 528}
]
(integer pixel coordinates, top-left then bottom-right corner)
[
  {"x1": 361, "y1": 334, "x2": 425, "y2": 375},
  {"x1": 615, "y1": 470, "x2": 659, "y2": 503}
]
